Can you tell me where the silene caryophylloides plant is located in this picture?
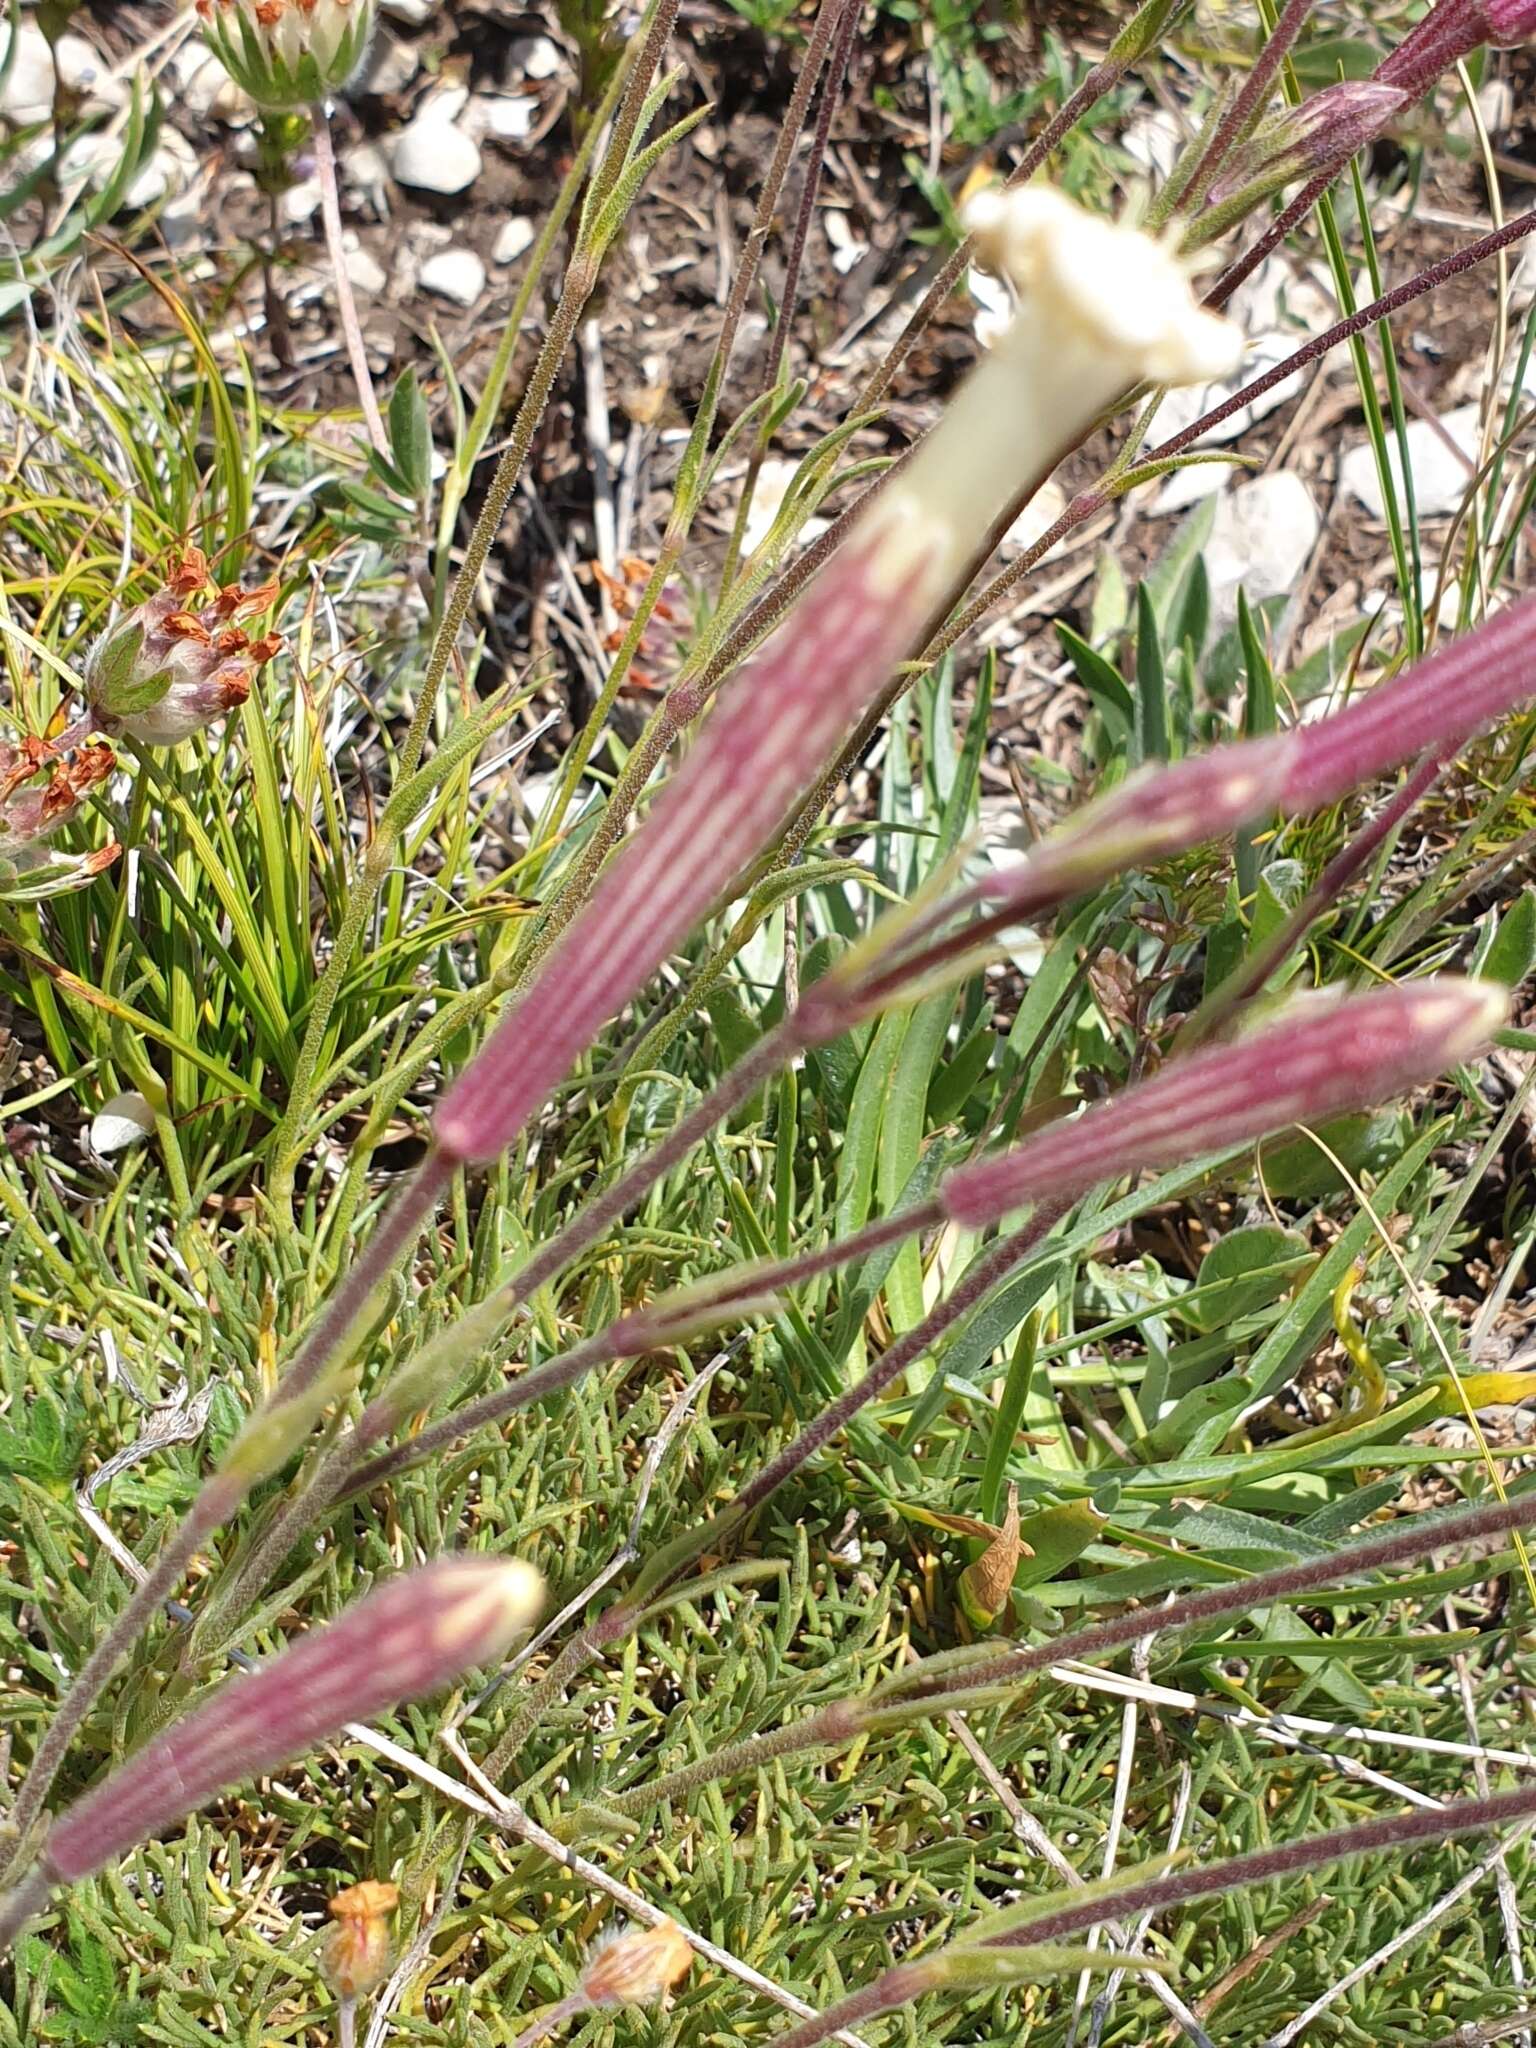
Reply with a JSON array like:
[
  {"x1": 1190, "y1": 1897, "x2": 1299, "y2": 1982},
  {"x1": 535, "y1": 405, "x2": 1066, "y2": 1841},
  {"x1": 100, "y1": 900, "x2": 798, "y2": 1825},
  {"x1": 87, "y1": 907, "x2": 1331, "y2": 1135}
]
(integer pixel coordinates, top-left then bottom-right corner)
[
  {"x1": 18, "y1": 0, "x2": 1536, "y2": 2033},
  {"x1": 429, "y1": 187, "x2": 1242, "y2": 1168}
]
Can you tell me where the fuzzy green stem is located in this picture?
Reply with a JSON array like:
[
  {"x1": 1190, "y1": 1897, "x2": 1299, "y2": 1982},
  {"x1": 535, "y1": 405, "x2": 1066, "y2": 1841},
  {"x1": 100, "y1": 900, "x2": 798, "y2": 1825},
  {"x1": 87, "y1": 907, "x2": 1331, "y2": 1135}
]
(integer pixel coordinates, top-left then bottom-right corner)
[
  {"x1": 214, "y1": 1021, "x2": 803, "y2": 1619},
  {"x1": 264, "y1": 14, "x2": 683, "y2": 1215}
]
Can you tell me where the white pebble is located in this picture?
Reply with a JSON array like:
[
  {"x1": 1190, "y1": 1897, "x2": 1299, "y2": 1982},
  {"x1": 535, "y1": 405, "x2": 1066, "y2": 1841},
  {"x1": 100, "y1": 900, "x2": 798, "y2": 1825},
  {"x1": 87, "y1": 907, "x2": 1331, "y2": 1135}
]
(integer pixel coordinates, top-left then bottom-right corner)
[
  {"x1": 391, "y1": 114, "x2": 481, "y2": 194},
  {"x1": 494, "y1": 216, "x2": 535, "y2": 264},
  {"x1": 419, "y1": 247, "x2": 485, "y2": 306}
]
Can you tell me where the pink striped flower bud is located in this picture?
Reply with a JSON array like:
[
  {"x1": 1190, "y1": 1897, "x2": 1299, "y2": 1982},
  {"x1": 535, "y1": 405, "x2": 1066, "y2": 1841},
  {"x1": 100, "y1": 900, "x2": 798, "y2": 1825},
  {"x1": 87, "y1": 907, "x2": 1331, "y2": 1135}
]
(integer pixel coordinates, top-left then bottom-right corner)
[
  {"x1": 40, "y1": 1557, "x2": 542, "y2": 1886},
  {"x1": 1280, "y1": 594, "x2": 1536, "y2": 814},
  {"x1": 1208, "y1": 83, "x2": 1409, "y2": 207},
  {"x1": 941, "y1": 980, "x2": 1505, "y2": 1227},
  {"x1": 788, "y1": 597, "x2": 1536, "y2": 1040},
  {"x1": 433, "y1": 188, "x2": 1241, "y2": 1165},
  {"x1": 1486, "y1": 0, "x2": 1536, "y2": 39},
  {"x1": 1376, "y1": 0, "x2": 1536, "y2": 94}
]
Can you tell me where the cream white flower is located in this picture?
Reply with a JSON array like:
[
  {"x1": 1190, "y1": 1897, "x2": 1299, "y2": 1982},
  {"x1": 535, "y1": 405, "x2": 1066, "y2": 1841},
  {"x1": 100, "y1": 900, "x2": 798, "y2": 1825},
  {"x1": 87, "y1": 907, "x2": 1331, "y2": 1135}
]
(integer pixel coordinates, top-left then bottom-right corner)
[{"x1": 861, "y1": 187, "x2": 1243, "y2": 600}]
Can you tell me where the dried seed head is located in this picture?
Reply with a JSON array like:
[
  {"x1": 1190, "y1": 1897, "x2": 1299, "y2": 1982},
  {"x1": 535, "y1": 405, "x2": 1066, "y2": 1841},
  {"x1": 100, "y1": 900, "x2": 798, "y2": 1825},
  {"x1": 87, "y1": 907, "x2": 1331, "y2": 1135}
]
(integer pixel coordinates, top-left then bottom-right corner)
[
  {"x1": 0, "y1": 738, "x2": 113, "y2": 845},
  {"x1": 195, "y1": 0, "x2": 376, "y2": 108},
  {"x1": 0, "y1": 738, "x2": 119, "y2": 902},
  {"x1": 324, "y1": 1880, "x2": 399, "y2": 1999},
  {"x1": 579, "y1": 1920, "x2": 694, "y2": 2008},
  {"x1": 84, "y1": 550, "x2": 283, "y2": 746}
]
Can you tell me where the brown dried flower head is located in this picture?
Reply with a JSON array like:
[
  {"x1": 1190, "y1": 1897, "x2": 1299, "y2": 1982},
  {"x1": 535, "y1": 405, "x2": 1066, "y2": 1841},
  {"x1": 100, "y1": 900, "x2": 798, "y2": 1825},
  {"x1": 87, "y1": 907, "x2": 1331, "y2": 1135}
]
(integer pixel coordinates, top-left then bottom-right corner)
[
  {"x1": 0, "y1": 736, "x2": 120, "y2": 901},
  {"x1": 84, "y1": 545, "x2": 283, "y2": 746},
  {"x1": 578, "y1": 1919, "x2": 694, "y2": 2009}
]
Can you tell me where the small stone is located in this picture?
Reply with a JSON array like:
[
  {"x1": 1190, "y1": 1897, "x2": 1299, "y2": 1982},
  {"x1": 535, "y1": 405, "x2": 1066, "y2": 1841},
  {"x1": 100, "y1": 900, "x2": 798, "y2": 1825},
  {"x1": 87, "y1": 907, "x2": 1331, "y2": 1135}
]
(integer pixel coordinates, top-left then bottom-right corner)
[
  {"x1": 1154, "y1": 328, "x2": 1309, "y2": 450},
  {"x1": 494, "y1": 216, "x2": 535, "y2": 264},
  {"x1": 426, "y1": 84, "x2": 471, "y2": 124},
  {"x1": 510, "y1": 34, "x2": 561, "y2": 79},
  {"x1": 343, "y1": 140, "x2": 393, "y2": 207},
  {"x1": 1, "y1": 24, "x2": 55, "y2": 119},
  {"x1": 63, "y1": 127, "x2": 193, "y2": 210},
  {"x1": 391, "y1": 115, "x2": 481, "y2": 193},
  {"x1": 381, "y1": 0, "x2": 434, "y2": 21},
  {"x1": 419, "y1": 247, "x2": 485, "y2": 306},
  {"x1": 1001, "y1": 480, "x2": 1067, "y2": 556},
  {"x1": 824, "y1": 209, "x2": 867, "y2": 277},
  {"x1": 1154, "y1": 459, "x2": 1231, "y2": 514},
  {"x1": 1453, "y1": 77, "x2": 1513, "y2": 139},
  {"x1": 2, "y1": 26, "x2": 123, "y2": 120},
  {"x1": 482, "y1": 94, "x2": 536, "y2": 141},
  {"x1": 361, "y1": 31, "x2": 420, "y2": 97},
  {"x1": 1205, "y1": 472, "x2": 1320, "y2": 638},
  {"x1": 1121, "y1": 107, "x2": 1181, "y2": 180},
  {"x1": 281, "y1": 177, "x2": 323, "y2": 225},
  {"x1": 345, "y1": 243, "x2": 388, "y2": 295},
  {"x1": 159, "y1": 187, "x2": 205, "y2": 249},
  {"x1": 170, "y1": 40, "x2": 253, "y2": 122},
  {"x1": 1340, "y1": 405, "x2": 1481, "y2": 519},
  {"x1": 90, "y1": 1091, "x2": 154, "y2": 1157},
  {"x1": 56, "y1": 30, "x2": 122, "y2": 107}
]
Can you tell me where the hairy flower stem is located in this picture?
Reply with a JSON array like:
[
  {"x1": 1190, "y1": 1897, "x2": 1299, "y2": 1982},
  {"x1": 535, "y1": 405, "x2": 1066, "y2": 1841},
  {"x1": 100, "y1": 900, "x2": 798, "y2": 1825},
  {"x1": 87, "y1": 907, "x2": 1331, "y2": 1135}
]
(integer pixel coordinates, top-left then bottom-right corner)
[
  {"x1": 0, "y1": 1139, "x2": 454, "y2": 1865},
  {"x1": 312, "y1": 104, "x2": 386, "y2": 456},
  {"x1": 601, "y1": 1482, "x2": 1536, "y2": 1821},
  {"x1": 719, "y1": 0, "x2": 861, "y2": 592},
  {"x1": 1179, "y1": 747, "x2": 1447, "y2": 1050},
  {"x1": 204, "y1": 1024, "x2": 803, "y2": 1622},
  {"x1": 477, "y1": 1209, "x2": 1062, "y2": 1780},
  {"x1": 990, "y1": 1783, "x2": 1536, "y2": 1948},
  {"x1": 0, "y1": 1472, "x2": 242, "y2": 1884},
  {"x1": 519, "y1": 0, "x2": 855, "y2": 942},
  {"x1": 0, "y1": 1871, "x2": 50, "y2": 1954},
  {"x1": 343, "y1": 1201, "x2": 932, "y2": 1503},
  {"x1": 1175, "y1": 0, "x2": 1318, "y2": 213},
  {"x1": 266, "y1": 2, "x2": 680, "y2": 1221},
  {"x1": 512, "y1": 1992, "x2": 588, "y2": 2048},
  {"x1": 318, "y1": 476, "x2": 889, "y2": 1200},
  {"x1": 769, "y1": 1749, "x2": 1536, "y2": 2048}
]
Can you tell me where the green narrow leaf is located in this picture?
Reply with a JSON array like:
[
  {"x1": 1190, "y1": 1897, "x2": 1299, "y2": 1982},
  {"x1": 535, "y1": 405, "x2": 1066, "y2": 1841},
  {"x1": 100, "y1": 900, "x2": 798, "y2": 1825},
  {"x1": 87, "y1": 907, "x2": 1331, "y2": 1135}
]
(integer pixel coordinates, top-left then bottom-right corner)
[{"x1": 388, "y1": 366, "x2": 433, "y2": 504}]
